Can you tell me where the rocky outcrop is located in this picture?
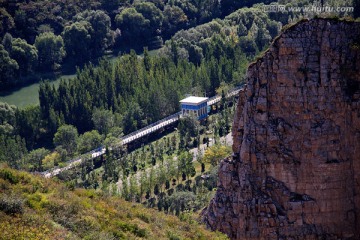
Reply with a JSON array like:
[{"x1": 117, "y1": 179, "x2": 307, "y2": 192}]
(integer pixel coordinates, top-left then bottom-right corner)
[{"x1": 203, "y1": 18, "x2": 360, "y2": 239}]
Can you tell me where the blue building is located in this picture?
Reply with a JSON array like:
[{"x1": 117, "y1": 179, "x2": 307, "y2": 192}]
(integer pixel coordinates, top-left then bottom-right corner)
[{"x1": 180, "y1": 96, "x2": 208, "y2": 120}]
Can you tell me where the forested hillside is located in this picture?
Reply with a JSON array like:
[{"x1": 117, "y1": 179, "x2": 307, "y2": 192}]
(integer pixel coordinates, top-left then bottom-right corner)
[
  {"x1": 1, "y1": 0, "x2": 356, "y2": 90},
  {"x1": 0, "y1": 0, "x2": 275, "y2": 89},
  {"x1": 0, "y1": 0, "x2": 356, "y2": 174}
]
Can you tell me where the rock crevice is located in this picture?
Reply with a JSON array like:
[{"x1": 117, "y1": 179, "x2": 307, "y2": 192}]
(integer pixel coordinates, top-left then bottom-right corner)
[{"x1": 202, "y1": 18, "x2": 360, "y2": 239}]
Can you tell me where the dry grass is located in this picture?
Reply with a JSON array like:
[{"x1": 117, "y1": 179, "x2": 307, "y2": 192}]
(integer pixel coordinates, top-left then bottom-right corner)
[{"x1": 0, "y1": 167, "x2": 228, "y2": 240}]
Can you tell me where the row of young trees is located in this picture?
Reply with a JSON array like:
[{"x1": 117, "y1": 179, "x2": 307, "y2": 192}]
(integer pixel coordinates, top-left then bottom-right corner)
[
  {"x1": 113, "y1": 137, "x2": 231, "y2": 215},
  {"x1": 48, "y1": 98, "x2": 234, "y2": 216},
  {"x1": 73, "y1": 125, "x2": 230, "y2": 215},
  {"x1": 57, "y1": 99, "x2": 232, "y2": 180}
]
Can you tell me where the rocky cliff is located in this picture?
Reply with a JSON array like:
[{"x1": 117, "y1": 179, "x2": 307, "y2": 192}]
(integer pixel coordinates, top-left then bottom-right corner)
[{"x1": 203, "y1": 18, "x2": 360, "y2": 239}]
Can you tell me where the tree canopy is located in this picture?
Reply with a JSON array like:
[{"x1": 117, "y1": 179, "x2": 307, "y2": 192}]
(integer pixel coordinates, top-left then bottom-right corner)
[
  {"x1": 35, "y1": 32, "x2": 65, "y2": 71},
  {"x1": 53, "y1": 124, "x2": 79, "y2": 155}
]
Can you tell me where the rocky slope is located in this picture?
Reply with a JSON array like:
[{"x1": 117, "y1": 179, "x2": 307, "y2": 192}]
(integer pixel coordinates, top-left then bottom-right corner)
[{"x1": 203, "y1": 18, "x2": 360, "y2": 239}]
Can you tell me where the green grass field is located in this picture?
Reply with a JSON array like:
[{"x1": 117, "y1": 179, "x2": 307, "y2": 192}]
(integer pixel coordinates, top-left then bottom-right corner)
[{"x1": 0, "y1": 73, "x2": 75, "y2": 107}]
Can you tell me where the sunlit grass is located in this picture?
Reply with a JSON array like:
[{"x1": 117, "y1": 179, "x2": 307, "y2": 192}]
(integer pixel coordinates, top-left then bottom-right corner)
[{"x1": 0, "y1": 167, "x2": 228, "y2": 239}]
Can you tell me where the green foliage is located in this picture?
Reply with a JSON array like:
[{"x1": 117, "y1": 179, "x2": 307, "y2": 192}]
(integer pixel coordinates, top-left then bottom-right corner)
[
  {"x1": 0, "y1": 44, "x2": 18, "y2": 86},
  {"x1": 0, "y1": 168, "x2": 20, "y2": 184},
  {"x1": 0, "y1": 8, "x2": 14, "y2": 37},
  {"x1": 15, "y1": 105, "x2": 42, "y2": 150},
  {"x1": 163, "y1": 5, "x2": 189, "y2": 38},
  {"x1": 62, "y1": 21, "x2": 92, "y2": 65},
  {"x1": 168, "y1": 191, "x2": 196, "y2": 216},
  {"x1": 92, "y1": 108, "x2": 115, "y2": 135},
  {"x1": 179, "y1": 115, "x2": 200, "y2": 138},
  {"x1": 115, "y1": 220, "x2": 147, "y2": 237},
  {"x1": 203, "y1": 144, "x2": 232, "y2": 166},
  {"x1": 72, "y1": 106, "x2": 235, "y2": 216},
  {"x1": 115, "y1": 8, "x2": 150, "y2": 44},
  {"x1": 165, "y1": 4, "x2": 283, "y2": 68},
  {"x1": 77, "y1": 130, "x2": 102, "y2": 154},
  {"x1": 0, "y1": 102, "x2": 16, "y2": 129},
  {"x1": 178, "y1": 151, "x2": 196, "y2": 180},
  {"x1": 0, "y1": 135, "x2": 27, "y2": 169},
  {"x1": 41, "y1": 152, "x2": 60, "y2": 170},
  {"x1": 35, "y1": 32, "x2": 65, "y2": 71},
  {"x1": 0, "y1": 0, "x2": 354, "y2": 92},
  {"x1": 135, "y1": 2, "x2": 163, "y2": 33},
  {"x1": 122, "y1": 102, "x2": 145, "y2": 134},
  {"x1": 37, "y1": 49, "x2": 236, "y2": 136},
  {"x1": 73, "y1": 10, "x2": 113, "y2": 59},
  {"x1": 239, "y1": 36, "x2": 258, "y2": 56},
  {"x1": 220, "y1": 0, "x2": 272, "y2": 17},
  {"x1": 53, "y1": 125, "x2": 79, "y2": 155},
  {"x1": 9, "y1": 37, "x2": 38, "y2": 75},
  {"x1": 23, "y1": 148, "x2": 50, "y2": 171}
]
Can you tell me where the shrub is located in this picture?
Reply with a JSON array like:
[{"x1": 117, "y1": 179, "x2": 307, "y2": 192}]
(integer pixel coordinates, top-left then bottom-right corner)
[
  {"x1": 136, "y1": 212, "x2": 150, "y2": 223},
  {"x1": 0, "y1": 194, "x2": 24, "y2": 215},
  {"x1": 168, "y1": 191, "x2": 196, "y2": 216},
  {"x1": 26, "y1": 192, "x2": 49, "y2": 210},
  {"x1": 167, "y1": 189, "x2": 174, "y2": 196},
  {"x1": 0, "y1": 178, "x2": 10, "y2": 191},
  {"x1": 167, "y1": 231, "x2": 181, "y2": 240},
  {"x1": 0, "y1": 169, "x2": 19, "y2": 184},
  {"x1": 115, "y1": 221, "x2": 147, "y2": 238}
]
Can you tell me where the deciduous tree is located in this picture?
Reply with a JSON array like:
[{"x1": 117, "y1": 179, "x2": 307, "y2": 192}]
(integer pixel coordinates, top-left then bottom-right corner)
[
  {"x1": 92, "y1": 108, "x2": 115, "y2": 135},
  {"x1": 35, "y1": 32, "x2": 65, "y2": 71},
  {"x1": 77, "y1": 130, "x2": 102, "y2": 154},
  {"x1": 53, "y1": 124, "x2": 79, "y2": 155},
  {"x1": 203, "y1": 144, "x2": 231, "y2": 166},
  {"x1": 0, "y1": 44, "x2": 18, "y2": 86},
  {"x1": 62, "y1": 21, "x2": 92, "y2": 65},
  {"x1": 10, "y1": 37, "x2": 38, "y2": 75}
]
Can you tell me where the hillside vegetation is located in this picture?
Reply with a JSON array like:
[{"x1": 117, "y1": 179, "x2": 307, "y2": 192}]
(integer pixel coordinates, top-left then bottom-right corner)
[
  {"x1": 1, "y1": 0, "x2": 356, "y2": 90},
  {"x1": 0, "y1": 0, "x2": 356, "y2": 189},
  {"x1": 0, "y1": 167, "x2": 227, "y2": 239},
  {"x1": 0, "y1": 0, "x2": 274, "y2": 90}
]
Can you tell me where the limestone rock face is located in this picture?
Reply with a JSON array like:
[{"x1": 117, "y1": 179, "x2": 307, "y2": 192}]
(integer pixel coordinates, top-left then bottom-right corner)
[{"x1": 202, "y1": 19, "x2": 360, "y2": 239}]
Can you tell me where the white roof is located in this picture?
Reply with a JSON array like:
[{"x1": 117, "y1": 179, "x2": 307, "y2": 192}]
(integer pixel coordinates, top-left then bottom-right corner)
[{"x1": 180, "y1": 96, "x2": 208, "y2": 104}]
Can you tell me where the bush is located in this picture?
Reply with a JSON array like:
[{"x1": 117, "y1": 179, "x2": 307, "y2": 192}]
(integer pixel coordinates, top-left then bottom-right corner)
[
  {"x1": 136, "y1": 212, "x2": 150, "y2": 223},
  {"x1": 26, "y1": 192, "x2": 48, "y2": 210},
  {"x1": 167, "y1": 231, "x2": 181, "y2": 240},
  {"x1": 115, "y1": 221, "x2": 147, "y2": 238},
  {"x1": 0, "y1": 169, "x2": 19, "y2": 184},
  {"x1": 167, "y1": 189, "x2": 174, "y2": 196},
  {"x1": 168, "y1": 191, "x2": 196, "y2": 216},
  {"x1": 0, "y1": 194, "x2": 24, "y2": 215},
  {"x1": 203, "y1": 167, "x2": 218, "y2": 191}
]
